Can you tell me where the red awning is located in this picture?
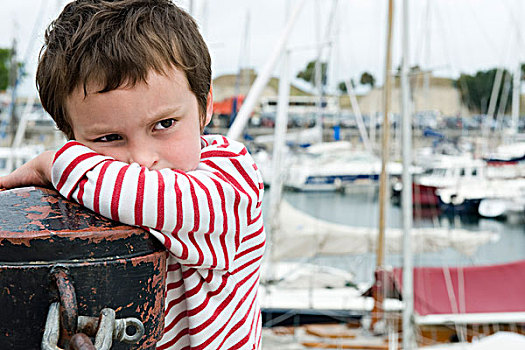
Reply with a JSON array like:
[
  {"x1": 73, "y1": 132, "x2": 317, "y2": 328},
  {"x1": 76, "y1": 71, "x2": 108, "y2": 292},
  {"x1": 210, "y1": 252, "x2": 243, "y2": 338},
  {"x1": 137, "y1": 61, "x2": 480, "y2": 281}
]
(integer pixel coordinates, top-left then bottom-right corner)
[
  {"x1": 370, "y1": 259, "x2": 525, "y2": 316},
  {"x1": 212, "y1": 95, "x2": 245, "y2": 115}
]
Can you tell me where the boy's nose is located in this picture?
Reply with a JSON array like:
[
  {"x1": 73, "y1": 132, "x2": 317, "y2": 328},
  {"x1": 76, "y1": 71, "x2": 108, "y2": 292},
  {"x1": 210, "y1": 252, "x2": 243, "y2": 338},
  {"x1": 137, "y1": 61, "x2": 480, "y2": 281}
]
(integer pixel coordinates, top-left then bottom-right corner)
[{"x1": 128, "y1": 147, "x2": 158, "y2": 169}]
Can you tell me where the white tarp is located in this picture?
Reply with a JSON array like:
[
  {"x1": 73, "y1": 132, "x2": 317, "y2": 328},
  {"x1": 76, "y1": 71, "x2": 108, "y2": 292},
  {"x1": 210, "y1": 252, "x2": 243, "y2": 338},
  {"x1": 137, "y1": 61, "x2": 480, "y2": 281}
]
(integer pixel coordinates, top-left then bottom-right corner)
[
  {"x1": 272, "y1": 201, "x2": 499, "y2": 260},
  {"x1": 422, "y1": 332, "x2": 525, "y2": 350}
]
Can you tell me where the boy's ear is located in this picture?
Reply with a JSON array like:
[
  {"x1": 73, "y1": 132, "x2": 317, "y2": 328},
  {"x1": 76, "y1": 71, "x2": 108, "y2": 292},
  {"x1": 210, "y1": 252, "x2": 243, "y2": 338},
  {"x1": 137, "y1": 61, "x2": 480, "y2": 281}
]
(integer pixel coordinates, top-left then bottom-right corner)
[{"x1": 204, "y1": 85, "x2": 213, "y2": 127}]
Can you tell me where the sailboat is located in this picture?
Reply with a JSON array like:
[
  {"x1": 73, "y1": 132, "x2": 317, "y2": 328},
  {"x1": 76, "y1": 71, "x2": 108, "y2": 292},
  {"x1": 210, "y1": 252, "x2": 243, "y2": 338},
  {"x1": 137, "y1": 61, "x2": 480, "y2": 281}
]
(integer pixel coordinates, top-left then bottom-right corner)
[
  {"x1": 370, "y1": 1, "x2": 525, "y2": 348},
  {"x1": 226, "y1": 0, "x2": 525, "y2": 348},
  {"x1": 226, "y1": 0, "x2": 497, "y2": 340}
]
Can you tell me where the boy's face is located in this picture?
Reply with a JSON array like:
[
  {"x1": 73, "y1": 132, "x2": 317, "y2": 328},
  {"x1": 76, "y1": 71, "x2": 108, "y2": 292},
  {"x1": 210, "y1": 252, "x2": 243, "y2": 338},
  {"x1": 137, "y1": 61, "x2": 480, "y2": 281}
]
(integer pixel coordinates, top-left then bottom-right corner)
[{"x1": 66, "y1": 66, "x2": 212, "y2": 172}]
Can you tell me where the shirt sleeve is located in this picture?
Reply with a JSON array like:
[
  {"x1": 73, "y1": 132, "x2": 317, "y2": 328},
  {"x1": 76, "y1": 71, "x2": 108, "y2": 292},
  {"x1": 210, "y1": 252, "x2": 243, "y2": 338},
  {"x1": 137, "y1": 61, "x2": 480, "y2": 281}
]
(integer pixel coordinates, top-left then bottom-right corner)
[{"x1": 51, "y1": 137, "x2": 264, "y2": 271}]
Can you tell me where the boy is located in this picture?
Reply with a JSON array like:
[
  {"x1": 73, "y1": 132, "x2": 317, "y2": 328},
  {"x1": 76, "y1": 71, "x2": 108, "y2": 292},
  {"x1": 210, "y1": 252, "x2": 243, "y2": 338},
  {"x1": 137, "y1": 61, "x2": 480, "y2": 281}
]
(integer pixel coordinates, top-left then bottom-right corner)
[{"x1": 0, "y1": 0, "x2": 266, "y2": 349}]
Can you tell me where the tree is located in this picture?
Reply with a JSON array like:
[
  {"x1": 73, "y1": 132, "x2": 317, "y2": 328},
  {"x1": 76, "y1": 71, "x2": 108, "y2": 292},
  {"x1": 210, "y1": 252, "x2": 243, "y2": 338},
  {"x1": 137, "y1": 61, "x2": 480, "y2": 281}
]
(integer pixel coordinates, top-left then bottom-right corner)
[
  {"x1": 338, "y1": 81, "x2": 347, "y2": 93},
  {"x1": 337, "y1": 79, "x2": 355, "y2": 94},
  {"x1": 0, "y1": 48, "x2": 13, "y2": 91},
  {"x1": 360, "y1": 71, "x2": 375, "y2": 88},
  {"x1": 296, "y1": 60, "x2": 328, "y2": 88},
  {"x1": 456, "y1": 68, "x2": 513, "y2": 114},
  {"x1": 337, "y1": 72, "x2": 374, "y2": 94},
  {"x1": 0, "y1": 47, "x2": 24, "y2": 93}
]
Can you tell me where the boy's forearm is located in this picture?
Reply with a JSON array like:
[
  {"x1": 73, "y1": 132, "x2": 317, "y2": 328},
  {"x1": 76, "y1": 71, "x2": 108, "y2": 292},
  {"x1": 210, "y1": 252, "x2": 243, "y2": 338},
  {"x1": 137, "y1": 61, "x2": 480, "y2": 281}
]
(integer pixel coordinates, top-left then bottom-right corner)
[{"x1": 52, "y1": 141, "x2": 263, "y2": 270}]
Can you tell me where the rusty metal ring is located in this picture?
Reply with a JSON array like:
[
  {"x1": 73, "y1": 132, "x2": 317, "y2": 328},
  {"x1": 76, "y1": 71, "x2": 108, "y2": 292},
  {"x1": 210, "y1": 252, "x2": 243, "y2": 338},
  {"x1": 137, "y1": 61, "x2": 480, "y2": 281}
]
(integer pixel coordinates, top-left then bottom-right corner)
[{"x1": 51, "y1": 265, "x2": 78, "y2": 338}]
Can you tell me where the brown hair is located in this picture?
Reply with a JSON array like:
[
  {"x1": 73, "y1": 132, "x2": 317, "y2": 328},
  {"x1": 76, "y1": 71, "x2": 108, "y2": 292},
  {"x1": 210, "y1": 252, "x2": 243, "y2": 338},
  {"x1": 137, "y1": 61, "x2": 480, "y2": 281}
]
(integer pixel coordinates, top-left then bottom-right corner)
[{"x1": 36, "y1": 0, "x2": 211, "y2": 139}]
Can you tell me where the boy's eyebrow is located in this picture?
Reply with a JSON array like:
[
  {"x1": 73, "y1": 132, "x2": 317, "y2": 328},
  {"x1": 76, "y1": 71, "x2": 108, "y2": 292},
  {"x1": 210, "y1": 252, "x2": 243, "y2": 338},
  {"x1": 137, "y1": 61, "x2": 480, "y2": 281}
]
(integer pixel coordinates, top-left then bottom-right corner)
[
  {"x1": 82, "y1": 106, "x2": 183, "y2": 136},
  {"x1": 146, "y1": 106, "x2": 183, "y2": 123}
]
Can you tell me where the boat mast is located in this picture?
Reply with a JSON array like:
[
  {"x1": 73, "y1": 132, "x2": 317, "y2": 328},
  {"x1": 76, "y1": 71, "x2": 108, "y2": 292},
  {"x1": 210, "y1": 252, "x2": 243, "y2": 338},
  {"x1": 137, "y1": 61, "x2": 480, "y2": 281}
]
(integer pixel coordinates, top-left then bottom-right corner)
[
  {"x1": 485, "y1": 68, "x2": 504, "y2": 151},
  {"x1": 266, "y1": 1, "x2": 292, "y2": 283},
  {"x1": 314, "y1": 0, "x2": 323, "y2": 143},
  {"x1": 401, "y1": 0, "x2": 415, "y2": 348},
  {"x1": 509, "y1": 0, "x2": 522, "y2": 140},
  {"x1": 227, "y1": 0, "x2": 306, "y2": 140},
  {"x1": 511, "y1": 50, "x2": 521, "y2": 140},
  {"x1": 372, "y1": 0, "x2": 394, "y2": 329},
  {"x1": 230, "y1": 9, "x2": 251, "y2": 126},
  {"x1": 313, "y1": 0, "x2": 338, "y2": 143},
  {"x1": 344, "y1": 80, "x2": 372, "y2": 153}
]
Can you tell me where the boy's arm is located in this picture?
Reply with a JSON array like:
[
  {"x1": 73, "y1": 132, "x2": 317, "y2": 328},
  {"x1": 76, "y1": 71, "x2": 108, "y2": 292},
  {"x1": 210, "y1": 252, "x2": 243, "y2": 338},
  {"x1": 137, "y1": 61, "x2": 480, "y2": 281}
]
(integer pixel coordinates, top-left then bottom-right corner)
[
  {"x1": 0, "y1": 151, "x2": 54, "y2": 189},
  {"x1": 52, "y1": 138, "x2": 264, "y2": 271}
]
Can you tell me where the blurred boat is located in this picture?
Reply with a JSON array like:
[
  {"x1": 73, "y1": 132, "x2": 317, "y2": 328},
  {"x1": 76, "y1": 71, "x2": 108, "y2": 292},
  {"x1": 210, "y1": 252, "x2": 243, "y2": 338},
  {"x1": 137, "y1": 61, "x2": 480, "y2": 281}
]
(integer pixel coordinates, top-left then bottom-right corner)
[
  {"x1": 478, "y1": 194, "x2": 525, "y2": 222},
  {"x1": 392, "y1": 154, "x2": 485, "y2": 207},
  {"x1": 483, "y1": 142, "x2": 525, "y2": 165},
  {"x1": 253, "y1": 141, "x2": 403, "y2": 192},
  {"x1": 393, "y1": 150, "x2": 525, "y2": 208},
  {"x1": 437, "y1": 178, "x2": 525, "y2": 217}
]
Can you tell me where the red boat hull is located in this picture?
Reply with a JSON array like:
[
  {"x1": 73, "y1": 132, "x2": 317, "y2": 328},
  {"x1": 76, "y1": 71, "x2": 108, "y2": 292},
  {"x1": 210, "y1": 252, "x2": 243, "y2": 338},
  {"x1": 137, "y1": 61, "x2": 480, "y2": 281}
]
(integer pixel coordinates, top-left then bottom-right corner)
[{"x1": 413, "y1": 183, "x2": 440, "y2": 206}]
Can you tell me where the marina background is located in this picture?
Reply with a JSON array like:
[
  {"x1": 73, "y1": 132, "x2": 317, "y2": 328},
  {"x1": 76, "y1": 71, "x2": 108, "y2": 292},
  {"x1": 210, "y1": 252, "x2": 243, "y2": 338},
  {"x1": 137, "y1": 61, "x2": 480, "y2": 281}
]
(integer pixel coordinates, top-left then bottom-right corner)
[{"x1": 0, "y1": 0, "x2": 522, "y2": 100}]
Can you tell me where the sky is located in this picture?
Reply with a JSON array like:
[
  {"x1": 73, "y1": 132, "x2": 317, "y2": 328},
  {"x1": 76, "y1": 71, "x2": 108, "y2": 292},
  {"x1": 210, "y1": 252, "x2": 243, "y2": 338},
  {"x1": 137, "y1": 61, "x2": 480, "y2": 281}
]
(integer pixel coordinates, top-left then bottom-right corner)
[{"x1": 0, "y1": 0, "x2": 522, "y2": 98}]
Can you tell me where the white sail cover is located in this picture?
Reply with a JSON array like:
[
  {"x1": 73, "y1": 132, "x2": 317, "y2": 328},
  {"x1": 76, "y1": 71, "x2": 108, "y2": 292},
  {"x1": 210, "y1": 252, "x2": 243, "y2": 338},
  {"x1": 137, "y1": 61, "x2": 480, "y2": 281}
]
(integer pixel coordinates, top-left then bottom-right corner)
[
  {"x1": 424, "y1": 332, "x2": 525, "y2": 350},
  {"x1": 272, "y1": 201, "x2": 499, "y2": 260}
]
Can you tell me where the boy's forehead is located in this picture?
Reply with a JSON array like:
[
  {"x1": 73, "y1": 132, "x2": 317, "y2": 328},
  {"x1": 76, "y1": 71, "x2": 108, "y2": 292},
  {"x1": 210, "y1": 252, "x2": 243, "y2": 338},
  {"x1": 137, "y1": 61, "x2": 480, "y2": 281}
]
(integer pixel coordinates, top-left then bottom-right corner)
[
  {"x1": 70, "y1": 65, "x2": 190, "y2": 99},
  {"x1": 72, "y1": 76, "x2": 136, "y2": 98},
  {"x1": 66, "y1": 66, "x2": 194, "y2": 118}
]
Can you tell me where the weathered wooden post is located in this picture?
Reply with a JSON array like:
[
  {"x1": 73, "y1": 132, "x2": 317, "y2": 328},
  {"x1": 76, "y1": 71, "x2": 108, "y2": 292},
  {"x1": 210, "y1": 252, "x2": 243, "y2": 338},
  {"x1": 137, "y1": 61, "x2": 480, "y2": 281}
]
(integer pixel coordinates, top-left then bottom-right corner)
[{"x1": 0, "y1": 187, "x2": 166, "y2": 349}]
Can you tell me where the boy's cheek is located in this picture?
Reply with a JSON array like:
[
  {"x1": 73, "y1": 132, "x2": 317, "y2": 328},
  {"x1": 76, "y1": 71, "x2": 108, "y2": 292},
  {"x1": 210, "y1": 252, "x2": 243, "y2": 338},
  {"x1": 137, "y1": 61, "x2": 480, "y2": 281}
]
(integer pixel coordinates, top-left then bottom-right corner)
[{"x1": 81, "y1": 143, "x2": 124, "y2": 162}]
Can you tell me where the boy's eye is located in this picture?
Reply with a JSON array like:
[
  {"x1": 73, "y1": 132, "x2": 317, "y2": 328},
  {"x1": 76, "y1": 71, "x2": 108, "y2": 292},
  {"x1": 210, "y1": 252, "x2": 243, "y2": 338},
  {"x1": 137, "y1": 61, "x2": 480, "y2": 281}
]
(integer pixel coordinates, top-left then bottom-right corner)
[
  {"x1": 95, "y1": 134, "x2": 122, "y2": 142},
  {"x1": 154, "y1": 118, "x2": 175, "y2": 130}
]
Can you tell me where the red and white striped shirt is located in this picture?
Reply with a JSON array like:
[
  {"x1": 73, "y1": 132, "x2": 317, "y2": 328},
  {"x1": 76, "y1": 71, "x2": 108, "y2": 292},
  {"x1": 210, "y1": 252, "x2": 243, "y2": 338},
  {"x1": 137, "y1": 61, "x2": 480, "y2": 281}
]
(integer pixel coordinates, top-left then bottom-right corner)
[{"x1": 51, "y1": 134, "x2": 266, "y2": 349}]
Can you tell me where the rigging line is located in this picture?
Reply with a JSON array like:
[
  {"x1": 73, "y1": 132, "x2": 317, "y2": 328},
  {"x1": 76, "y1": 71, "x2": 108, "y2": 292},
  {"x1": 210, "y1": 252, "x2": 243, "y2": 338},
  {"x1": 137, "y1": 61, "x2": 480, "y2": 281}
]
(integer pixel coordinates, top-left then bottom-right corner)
[
  {"x1": 368, "y1": 0, "x2": 386, "y2": 86},
  {"x1": 235, "y1": 8, "x2": 251, "y2": 91},
  {"x1": 442, "y1": 266, "x2": 459, "y2": 315},
  {"x1": 413, "y1": 0, "x2": 429, "y2": 66},
  {"x1": 340, "y1": 0, "x2": 356, "y2": 82},
  {"x1": 431, "y1": 0, "x2": 457, "y2": 76},
  {"x1": 442, "y1": 265, "x2": 467, "y2": 342},
  {"x1": 485, "y1": 33, "x2": 513, "y2": 137},
  {"x1": 504, "y1": 0, "x2": 525, "y2": 53},
  {"x1": 323, "y1": 0, "x2": 339, "y2": 90},
  {"x1": 22, "y1": 0, "x2": 47, "y2": 66},
  {"x1": 420, "y1": 0, "x2": 433, "y2": 70},
  {"x1": 448, "y1": 2, "x2": 479, "y2": 73},
  {"x1": 495, "y1": 71, "x2": 512, "y2": 129},
  {"x1": 422, "y1": 0, "x2": 432, "y2": 70},
  {"x1": 412, "y1": 182, "x2": 422, "y2": 228},
  {"x1": 465, "y1": 0, "x2": 508, "y2": 58},
  {"x1": 330, "y1": 1, "x2": 341, "y2": 95},
  {"x1": 320, "y1": 0, "x2": 339, "y2": 58},
  {"x1": 457, "y1": 266, "x2": 466, "y2": 315},
  {"x1": 457, "y1": 74, "x2": 473, "y2": 117}
]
